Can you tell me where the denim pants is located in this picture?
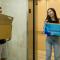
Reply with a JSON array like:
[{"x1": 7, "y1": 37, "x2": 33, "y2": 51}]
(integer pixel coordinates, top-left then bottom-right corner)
[{"x1": 46, "y1": 36, "x2": 60, "y2": 60}]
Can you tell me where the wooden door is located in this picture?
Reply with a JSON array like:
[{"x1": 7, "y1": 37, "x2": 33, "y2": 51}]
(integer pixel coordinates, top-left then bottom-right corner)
[
  {"x1": 35, "y1": 0, "x2": 60, "y2": 60},
  {"x1": 27, "y1": 0, "x2": 33, "y2": 60},
  {"x1": 37, "y1": 0, "x2": 60, "y2": 51}
]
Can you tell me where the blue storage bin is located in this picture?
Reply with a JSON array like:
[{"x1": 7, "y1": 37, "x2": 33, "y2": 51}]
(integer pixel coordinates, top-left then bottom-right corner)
[{"x1": 44, "y1": 23, "x2": 60, "y2": 36}]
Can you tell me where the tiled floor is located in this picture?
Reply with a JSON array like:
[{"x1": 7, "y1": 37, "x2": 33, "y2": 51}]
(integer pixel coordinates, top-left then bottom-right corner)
[{"x1": 38, "y1": 50, "x2": 54, "y2": 60}]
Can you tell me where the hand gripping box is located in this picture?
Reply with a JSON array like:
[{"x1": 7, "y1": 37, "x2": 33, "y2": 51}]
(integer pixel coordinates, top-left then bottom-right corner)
[
  {"x1": 0, "y1": 14, "x2": 13, "y2": 40},
  {"x1": 44, "y1": 23, "x2": 60, "y2": 36}
]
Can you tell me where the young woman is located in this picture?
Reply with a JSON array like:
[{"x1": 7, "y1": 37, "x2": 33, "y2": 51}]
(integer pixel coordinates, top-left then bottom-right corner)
[{"x1": 45, "y1": 8, "x2": 60, "y2": 60}]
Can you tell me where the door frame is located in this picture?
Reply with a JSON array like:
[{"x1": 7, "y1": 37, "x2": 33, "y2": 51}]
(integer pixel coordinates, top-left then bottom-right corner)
[{"x1": 27, "y1": 0, "x2": 38, "y2": 60}]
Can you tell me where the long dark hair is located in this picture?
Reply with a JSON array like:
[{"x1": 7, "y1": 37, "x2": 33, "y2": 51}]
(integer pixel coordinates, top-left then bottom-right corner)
[{"x1": 46, "y1": 8, "x2": 59, "y2": 23}]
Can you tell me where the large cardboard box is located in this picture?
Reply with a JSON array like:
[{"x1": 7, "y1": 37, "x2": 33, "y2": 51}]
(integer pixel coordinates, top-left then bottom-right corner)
[{"x1": 0, "y1": 14, "x2": 13, "y2": 40}]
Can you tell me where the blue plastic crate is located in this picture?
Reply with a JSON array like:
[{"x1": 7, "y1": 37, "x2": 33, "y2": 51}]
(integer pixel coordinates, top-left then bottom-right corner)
[{"x1": 44, "y1": 23, "x2": 60, "y2": 36}]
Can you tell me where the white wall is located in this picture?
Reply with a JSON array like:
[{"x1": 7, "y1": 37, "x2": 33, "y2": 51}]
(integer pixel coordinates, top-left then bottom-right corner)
[{"x1": 0, "y1": 0, "x2": 28, "y2": 60}]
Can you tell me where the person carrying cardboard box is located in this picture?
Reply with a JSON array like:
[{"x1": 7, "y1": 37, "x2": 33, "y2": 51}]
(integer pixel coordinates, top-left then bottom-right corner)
[{"x1": 0, "y1": 7, "x2": 13, "y2": 60}]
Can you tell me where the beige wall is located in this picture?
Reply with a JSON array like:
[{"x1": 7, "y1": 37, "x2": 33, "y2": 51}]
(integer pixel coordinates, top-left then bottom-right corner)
[{"x1": 37, "y1": 0, "x2": 47, "y2": 50}]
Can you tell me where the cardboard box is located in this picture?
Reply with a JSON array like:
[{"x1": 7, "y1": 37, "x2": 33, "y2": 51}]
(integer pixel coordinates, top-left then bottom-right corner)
[{"x1": 0, "y1": 14, "x2": 13, "y2": 40}]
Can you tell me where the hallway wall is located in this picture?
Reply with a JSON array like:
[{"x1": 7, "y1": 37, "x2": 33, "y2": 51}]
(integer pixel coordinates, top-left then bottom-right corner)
[{"x1": 0, "y1": 0, "x2": 28, "y2": 60}]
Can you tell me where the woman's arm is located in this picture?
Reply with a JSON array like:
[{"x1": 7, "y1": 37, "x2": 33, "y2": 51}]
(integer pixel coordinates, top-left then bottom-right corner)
[{"x1": 43, "y1": 20, "x2": 48, "y2": 34}]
